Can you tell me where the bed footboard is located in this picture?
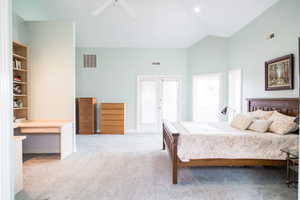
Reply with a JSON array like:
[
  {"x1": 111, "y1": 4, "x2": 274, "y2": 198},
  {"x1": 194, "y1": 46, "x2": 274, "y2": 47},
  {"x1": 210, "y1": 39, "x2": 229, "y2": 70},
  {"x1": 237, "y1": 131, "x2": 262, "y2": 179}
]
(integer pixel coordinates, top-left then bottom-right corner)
[{"x1": 162, "y1": 121, "x2": 180, "y2": 184}]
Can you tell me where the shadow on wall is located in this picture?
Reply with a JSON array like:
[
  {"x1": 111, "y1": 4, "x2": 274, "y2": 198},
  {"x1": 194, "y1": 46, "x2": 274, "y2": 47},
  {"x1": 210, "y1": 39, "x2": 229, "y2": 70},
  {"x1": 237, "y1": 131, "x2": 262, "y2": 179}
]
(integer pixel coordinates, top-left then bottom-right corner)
[{"x1": 15, "y1": 191, "x2": 34, "y2": 200}]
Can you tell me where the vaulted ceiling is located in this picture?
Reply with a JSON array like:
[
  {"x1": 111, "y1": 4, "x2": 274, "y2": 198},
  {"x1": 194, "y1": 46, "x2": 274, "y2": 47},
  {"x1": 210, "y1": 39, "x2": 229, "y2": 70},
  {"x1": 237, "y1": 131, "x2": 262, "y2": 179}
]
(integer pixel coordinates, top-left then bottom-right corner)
[{"x1": 14, "y1": 0, "x2": 279, "y2": 48}]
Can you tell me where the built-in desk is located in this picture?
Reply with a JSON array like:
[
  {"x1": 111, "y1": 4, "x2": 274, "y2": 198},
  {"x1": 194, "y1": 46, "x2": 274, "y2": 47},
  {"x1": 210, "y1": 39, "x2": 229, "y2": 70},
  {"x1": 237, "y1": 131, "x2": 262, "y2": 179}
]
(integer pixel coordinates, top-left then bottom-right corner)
[{"x1": 14, "y1": 120, "x2": 75, "y2": 160}]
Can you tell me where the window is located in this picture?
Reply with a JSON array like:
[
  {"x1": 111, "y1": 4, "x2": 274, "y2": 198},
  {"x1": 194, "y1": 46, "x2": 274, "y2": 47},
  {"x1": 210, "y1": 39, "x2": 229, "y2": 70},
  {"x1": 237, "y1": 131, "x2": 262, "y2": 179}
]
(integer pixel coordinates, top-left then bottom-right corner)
[
  {"x1": 228, "y1": 69, "x2": 242, "y2": 121},
  {"x1": 161, "y1": 80, "x2": 179, "y2": 122},
  {"x1": 193, "y1": 74, "x2": 221, "y2": 122}
]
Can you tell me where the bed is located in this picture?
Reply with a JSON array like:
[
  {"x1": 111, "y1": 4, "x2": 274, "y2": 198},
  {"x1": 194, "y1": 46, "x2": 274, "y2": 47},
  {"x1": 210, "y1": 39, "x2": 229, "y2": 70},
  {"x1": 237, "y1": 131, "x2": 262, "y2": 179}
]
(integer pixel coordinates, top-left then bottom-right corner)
[{"x1": 162, "y1": 98, "x2": 299, "y2": 184}]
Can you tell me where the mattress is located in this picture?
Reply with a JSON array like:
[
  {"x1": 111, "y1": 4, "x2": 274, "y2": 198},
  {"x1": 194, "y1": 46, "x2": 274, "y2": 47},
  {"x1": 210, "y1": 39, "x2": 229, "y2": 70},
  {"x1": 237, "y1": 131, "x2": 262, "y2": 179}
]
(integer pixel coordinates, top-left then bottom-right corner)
[{"x1": 171, "y1": 121, "x2": 298, "y2": 162}]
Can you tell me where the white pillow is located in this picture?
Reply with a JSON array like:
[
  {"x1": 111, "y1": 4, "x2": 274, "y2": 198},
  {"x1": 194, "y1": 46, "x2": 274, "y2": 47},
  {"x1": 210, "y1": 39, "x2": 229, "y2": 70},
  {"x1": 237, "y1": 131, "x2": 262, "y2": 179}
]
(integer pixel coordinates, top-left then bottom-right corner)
[
  {"x1": 248, "y1": 120, "x2": 273, "y2": 133},
  {"x1": 231, "y1": 114, "x2": 254, "y2": 130},
  {"x1": 268, "y1": 111, "x2": 296, "y2": 123},
  {"x1": 248, "y1": 110, "x2": 274, "y2": 120},
  {"x1": 269, "y1": 120, "x2": 298, "y2": 135}
]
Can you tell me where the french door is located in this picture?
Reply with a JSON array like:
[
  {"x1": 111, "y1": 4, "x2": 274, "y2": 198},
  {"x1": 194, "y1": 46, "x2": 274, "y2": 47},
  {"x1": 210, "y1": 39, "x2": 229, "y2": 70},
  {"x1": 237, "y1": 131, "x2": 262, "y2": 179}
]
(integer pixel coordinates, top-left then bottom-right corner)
[{"x1": 137, "y1": 76, "x2": 182, "y2": 132}]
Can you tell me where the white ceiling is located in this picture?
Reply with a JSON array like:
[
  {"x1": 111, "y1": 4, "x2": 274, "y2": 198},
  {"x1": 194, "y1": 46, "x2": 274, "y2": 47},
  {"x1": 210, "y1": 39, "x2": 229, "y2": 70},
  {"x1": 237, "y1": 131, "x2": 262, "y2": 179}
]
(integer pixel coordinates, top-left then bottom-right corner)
[{"x1": 14, "y1": 0, "x2": 279, "y2": 48}]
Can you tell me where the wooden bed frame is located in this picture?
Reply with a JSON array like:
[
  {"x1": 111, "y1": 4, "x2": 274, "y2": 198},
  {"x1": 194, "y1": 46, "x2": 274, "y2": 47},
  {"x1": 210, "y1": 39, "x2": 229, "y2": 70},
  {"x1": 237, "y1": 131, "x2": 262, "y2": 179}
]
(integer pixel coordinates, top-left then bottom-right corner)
[{"x1": 162, "y1": 98, "x2": 299, "y2": 184}]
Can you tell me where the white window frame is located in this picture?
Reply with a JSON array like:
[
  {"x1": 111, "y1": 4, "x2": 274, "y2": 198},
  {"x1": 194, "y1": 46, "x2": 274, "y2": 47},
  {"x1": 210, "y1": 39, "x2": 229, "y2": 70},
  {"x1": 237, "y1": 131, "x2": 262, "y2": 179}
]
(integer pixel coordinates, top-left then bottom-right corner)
[
  {"x1": 193, "y1": 73, "x2": 222, "y2": 122},
  {"x1": 0, "y1": 0, "x2": 14, "y2": 199},
  {"x1": 228, "y1": 68, "x2": 242, "y2": 120}
]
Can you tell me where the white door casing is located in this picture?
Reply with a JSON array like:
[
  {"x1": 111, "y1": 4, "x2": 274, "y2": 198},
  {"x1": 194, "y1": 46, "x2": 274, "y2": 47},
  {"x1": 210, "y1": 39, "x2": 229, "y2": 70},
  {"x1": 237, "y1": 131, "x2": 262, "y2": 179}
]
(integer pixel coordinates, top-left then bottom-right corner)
[{"x1": 0, "y1": 0, "x2": 14, "y2": 199}]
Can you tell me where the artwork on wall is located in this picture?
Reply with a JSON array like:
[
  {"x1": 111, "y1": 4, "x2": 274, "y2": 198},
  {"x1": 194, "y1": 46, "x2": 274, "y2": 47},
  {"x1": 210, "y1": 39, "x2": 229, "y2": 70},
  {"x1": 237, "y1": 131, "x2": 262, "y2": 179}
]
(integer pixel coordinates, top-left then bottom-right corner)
[{"x1": 265, "y1": 54, "x2": 294, "y2": 91}]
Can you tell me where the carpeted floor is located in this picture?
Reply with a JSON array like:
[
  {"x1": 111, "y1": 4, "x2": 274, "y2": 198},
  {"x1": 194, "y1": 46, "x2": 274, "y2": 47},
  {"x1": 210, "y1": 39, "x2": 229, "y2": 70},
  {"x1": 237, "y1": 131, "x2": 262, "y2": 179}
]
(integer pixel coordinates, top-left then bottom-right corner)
[{"x1": 16, "y1": 133, "x2": 297, "y2": 200}]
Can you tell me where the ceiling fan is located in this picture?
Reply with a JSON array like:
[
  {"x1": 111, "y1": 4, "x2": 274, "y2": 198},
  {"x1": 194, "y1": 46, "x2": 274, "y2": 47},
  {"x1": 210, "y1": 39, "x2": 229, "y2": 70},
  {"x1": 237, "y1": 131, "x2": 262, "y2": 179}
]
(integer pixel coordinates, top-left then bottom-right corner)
[{"x1": 92, "y1": 0, "x2": 136, "y2": 19}]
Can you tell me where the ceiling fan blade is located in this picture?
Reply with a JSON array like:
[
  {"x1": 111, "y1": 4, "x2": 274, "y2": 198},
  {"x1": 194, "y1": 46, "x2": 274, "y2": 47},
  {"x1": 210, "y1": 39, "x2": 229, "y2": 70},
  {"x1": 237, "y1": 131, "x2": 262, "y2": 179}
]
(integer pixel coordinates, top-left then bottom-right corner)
[
  {"x1": 118, "y1": 0, "x2": 137, "y2": 19},
  {"x1": 92, "y1": 0, "x2": 113, "y2": 16}
]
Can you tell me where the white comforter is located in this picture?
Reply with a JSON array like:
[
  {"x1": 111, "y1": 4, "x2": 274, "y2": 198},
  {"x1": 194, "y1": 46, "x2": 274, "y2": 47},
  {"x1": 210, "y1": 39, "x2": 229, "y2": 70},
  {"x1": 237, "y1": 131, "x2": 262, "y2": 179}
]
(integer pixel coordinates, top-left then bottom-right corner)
[{"x1": 171, "y1": 121, "x2": 298, "y2": 162}]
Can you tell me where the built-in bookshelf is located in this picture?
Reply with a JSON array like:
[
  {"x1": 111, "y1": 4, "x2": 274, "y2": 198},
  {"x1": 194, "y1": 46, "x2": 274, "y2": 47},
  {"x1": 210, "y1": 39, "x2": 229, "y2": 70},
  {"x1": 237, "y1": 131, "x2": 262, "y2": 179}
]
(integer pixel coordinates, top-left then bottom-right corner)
[{"x1": 13, "y1": 41, "x2": 28, "y2": 120}]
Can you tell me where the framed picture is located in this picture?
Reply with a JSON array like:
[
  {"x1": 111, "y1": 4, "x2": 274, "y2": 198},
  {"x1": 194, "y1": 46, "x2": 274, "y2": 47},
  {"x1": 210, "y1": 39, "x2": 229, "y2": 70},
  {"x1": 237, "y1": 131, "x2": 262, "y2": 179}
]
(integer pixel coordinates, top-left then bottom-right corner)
[{"x1": 265, "y1": 54, "x2": 294, "y2": 91}]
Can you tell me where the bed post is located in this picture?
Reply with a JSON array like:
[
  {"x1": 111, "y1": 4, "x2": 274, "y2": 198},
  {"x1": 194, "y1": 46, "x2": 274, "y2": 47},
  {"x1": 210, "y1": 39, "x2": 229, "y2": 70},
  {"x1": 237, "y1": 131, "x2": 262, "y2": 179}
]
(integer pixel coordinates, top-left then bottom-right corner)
[
  {"x1": 162, "y1": 134, "x2": 165, "y2": 150},
  {"x1": 172, "y1": 133, "x2": 179, "y2": 184},
  {"x1": 162, "y1": 124, "x2": 165, "y2": 150}
]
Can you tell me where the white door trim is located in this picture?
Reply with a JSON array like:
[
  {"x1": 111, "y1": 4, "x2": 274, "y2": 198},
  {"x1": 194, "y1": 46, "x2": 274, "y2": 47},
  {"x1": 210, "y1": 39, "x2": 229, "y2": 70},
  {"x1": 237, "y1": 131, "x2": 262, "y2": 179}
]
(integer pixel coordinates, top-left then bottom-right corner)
[
  {"x1": 136, "y1": 75, "x2": 183, "y2": 132},
  {"x1": 0, "y1": 0, "x2": 14, "y2": 199}
]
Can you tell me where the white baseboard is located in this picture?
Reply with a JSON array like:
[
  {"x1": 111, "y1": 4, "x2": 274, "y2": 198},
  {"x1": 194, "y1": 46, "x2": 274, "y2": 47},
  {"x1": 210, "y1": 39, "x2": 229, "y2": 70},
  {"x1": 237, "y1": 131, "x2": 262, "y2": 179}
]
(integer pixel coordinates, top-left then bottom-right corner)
[
  {"x1": 96, "y1": 129, "x2": 138, "y2": 134},
  {"x1": 126, "y1": 129, "x2": 138, "y2": 133}
]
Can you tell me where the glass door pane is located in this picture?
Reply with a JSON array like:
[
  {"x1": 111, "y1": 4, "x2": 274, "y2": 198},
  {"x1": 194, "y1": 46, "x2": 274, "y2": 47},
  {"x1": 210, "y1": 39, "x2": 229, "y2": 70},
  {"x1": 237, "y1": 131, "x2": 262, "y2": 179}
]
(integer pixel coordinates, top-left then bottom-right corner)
[
  {"x1": 140, "y1": 81, "x2": 158, "y2": 124},
  {"x1": 161, "y1": 80, "x2": 179, "y2": 122}
]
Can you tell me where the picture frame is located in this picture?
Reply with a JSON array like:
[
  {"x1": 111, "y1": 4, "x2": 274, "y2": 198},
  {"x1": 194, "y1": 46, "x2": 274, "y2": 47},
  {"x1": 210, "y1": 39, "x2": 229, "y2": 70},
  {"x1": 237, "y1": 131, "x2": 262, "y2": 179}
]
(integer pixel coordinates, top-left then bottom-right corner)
[{"x1": 265, "y1": 54, "x2": 294, "y2": 91}]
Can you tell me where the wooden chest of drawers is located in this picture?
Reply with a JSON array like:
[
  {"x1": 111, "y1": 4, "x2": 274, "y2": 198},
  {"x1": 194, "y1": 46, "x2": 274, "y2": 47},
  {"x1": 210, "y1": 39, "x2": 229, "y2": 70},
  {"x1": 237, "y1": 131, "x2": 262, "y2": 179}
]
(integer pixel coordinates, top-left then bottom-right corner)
[
  {"x1": 76, "y1": 98, "x2": 97, "y2": 134},
  {"x1": 101, "y1": 103, "x2": 125, "y2": 134}
]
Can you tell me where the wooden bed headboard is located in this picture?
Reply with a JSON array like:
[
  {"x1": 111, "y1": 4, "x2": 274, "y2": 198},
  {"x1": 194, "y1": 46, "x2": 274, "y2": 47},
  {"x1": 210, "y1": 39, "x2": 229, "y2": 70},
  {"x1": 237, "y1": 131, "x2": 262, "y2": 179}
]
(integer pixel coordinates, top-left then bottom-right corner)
[{"x1": 247, "y1": 98, "x2": 299, "y2": 117}]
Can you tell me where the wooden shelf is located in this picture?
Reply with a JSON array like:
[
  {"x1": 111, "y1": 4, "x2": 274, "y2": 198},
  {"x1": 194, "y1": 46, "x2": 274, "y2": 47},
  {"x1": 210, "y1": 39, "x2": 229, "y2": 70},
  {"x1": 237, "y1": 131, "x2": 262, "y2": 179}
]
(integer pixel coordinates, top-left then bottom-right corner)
[
  {"x1": 13, "y1": 54, "x2": 27, "y2": 60},
  {"x1": 14, "y1": 107, "x2": 28, "y2": 110},
  {"x1": 14, "y1": 94, "x2": 27, "y2": 97},
  {"x1": 13, "y1": 41, "x2": 27, "y2": 48},
  {"x1": 13, "y1": 68, "x2": 28, "y2": 72},
  {"x1": 13, "y1": 41, "x2": 28, "y2": 120},
  {"x1": 13, "y1": 81, "x2": 27, "y2": 84}
]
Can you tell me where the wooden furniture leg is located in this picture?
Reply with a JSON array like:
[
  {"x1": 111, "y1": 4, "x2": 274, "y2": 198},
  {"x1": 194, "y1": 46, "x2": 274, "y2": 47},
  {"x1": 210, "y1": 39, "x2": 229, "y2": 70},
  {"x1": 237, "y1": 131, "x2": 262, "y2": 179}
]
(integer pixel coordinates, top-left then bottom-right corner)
[
  {"x1": 162, "y1": 133, "x2": 165, "y2": 150},
  {"x1": 163, "y1": 122, "x2": 180, "y2": 184},
  {"x1": 172, "y1": 133, "x2": 179, "y2": 184},
  {"x1": 286, "y1": 153, "x2": 291, "y2": 186}
]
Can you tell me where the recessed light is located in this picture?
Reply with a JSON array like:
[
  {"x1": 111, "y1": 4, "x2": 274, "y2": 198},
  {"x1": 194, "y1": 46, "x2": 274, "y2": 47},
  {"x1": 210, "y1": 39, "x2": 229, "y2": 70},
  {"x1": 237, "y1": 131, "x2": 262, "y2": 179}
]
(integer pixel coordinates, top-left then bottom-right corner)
[{"x1": 194, "y1": 7, "x2": 201, "y2": 13}]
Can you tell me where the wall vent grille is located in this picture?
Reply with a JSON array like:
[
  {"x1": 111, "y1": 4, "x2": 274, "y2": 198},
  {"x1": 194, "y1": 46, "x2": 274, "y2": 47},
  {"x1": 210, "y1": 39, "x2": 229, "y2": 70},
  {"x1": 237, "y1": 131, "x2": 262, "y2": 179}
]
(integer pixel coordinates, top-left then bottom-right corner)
[{"x1": 83, "y1": 54, "x2": 97, "y2": 68}]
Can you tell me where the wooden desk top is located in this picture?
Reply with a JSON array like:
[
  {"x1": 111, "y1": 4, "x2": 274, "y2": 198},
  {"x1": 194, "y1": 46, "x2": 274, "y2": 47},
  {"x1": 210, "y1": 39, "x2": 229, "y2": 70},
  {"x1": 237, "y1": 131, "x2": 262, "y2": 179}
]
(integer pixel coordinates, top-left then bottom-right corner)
[
  {"x1": 13, "y1": 136, "x2": 26, "y2": 141},
  {"x1": 15, "y1": 120, "x2": 73, "y2": 128}
]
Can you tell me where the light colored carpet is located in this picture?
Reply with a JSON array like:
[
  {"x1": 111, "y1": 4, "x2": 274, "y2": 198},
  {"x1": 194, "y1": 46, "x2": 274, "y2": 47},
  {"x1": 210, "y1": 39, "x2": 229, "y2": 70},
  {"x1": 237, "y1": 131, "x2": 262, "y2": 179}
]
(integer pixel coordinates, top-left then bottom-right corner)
[{"x1": 16, "y1": 133, "x2": 297, "y2": 200}]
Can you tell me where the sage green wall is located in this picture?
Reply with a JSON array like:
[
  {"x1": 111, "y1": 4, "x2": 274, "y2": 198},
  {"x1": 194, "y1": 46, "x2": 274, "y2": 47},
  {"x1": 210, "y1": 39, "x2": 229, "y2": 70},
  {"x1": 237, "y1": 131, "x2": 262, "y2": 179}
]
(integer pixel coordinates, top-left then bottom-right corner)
[
  {"x1": 15, "y1": 0, "x2": 299, "y2": 130},
  {"x1": 12, "y1": 12, "x2": 27, "y2": 44},
  {"x1": 187, "y1": 0, "x2": 300, "y2": 117},
  {"x1": 228, "y1": 0, "x2": 300, "y2": 111},
  {"x1": 76, "y1": 48, "x2": 187, "y2": 131},
  {"x1": 186, "y1": 36, "x2": 229, "y2": 120}
]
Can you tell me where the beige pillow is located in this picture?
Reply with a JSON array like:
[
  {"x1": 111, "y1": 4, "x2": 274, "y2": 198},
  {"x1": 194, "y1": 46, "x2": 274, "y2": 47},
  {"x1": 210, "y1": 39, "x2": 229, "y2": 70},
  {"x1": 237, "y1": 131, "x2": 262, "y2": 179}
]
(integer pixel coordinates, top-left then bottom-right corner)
[
  {"x1": 268, "y1": 111, "x2": 296, "y2": 123},
  {"x1": 248, "y1": 120, "x2": 273, "y2": 133},
  {"x1": 248, "y1": 110, "x2": 274, "y2": 120},
  {"x1": 231, "y1": 114, "x2": 254, "y2": 130},
  {"x1": 269, "y1": 120, "x2": 298, "y2": 135}
]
